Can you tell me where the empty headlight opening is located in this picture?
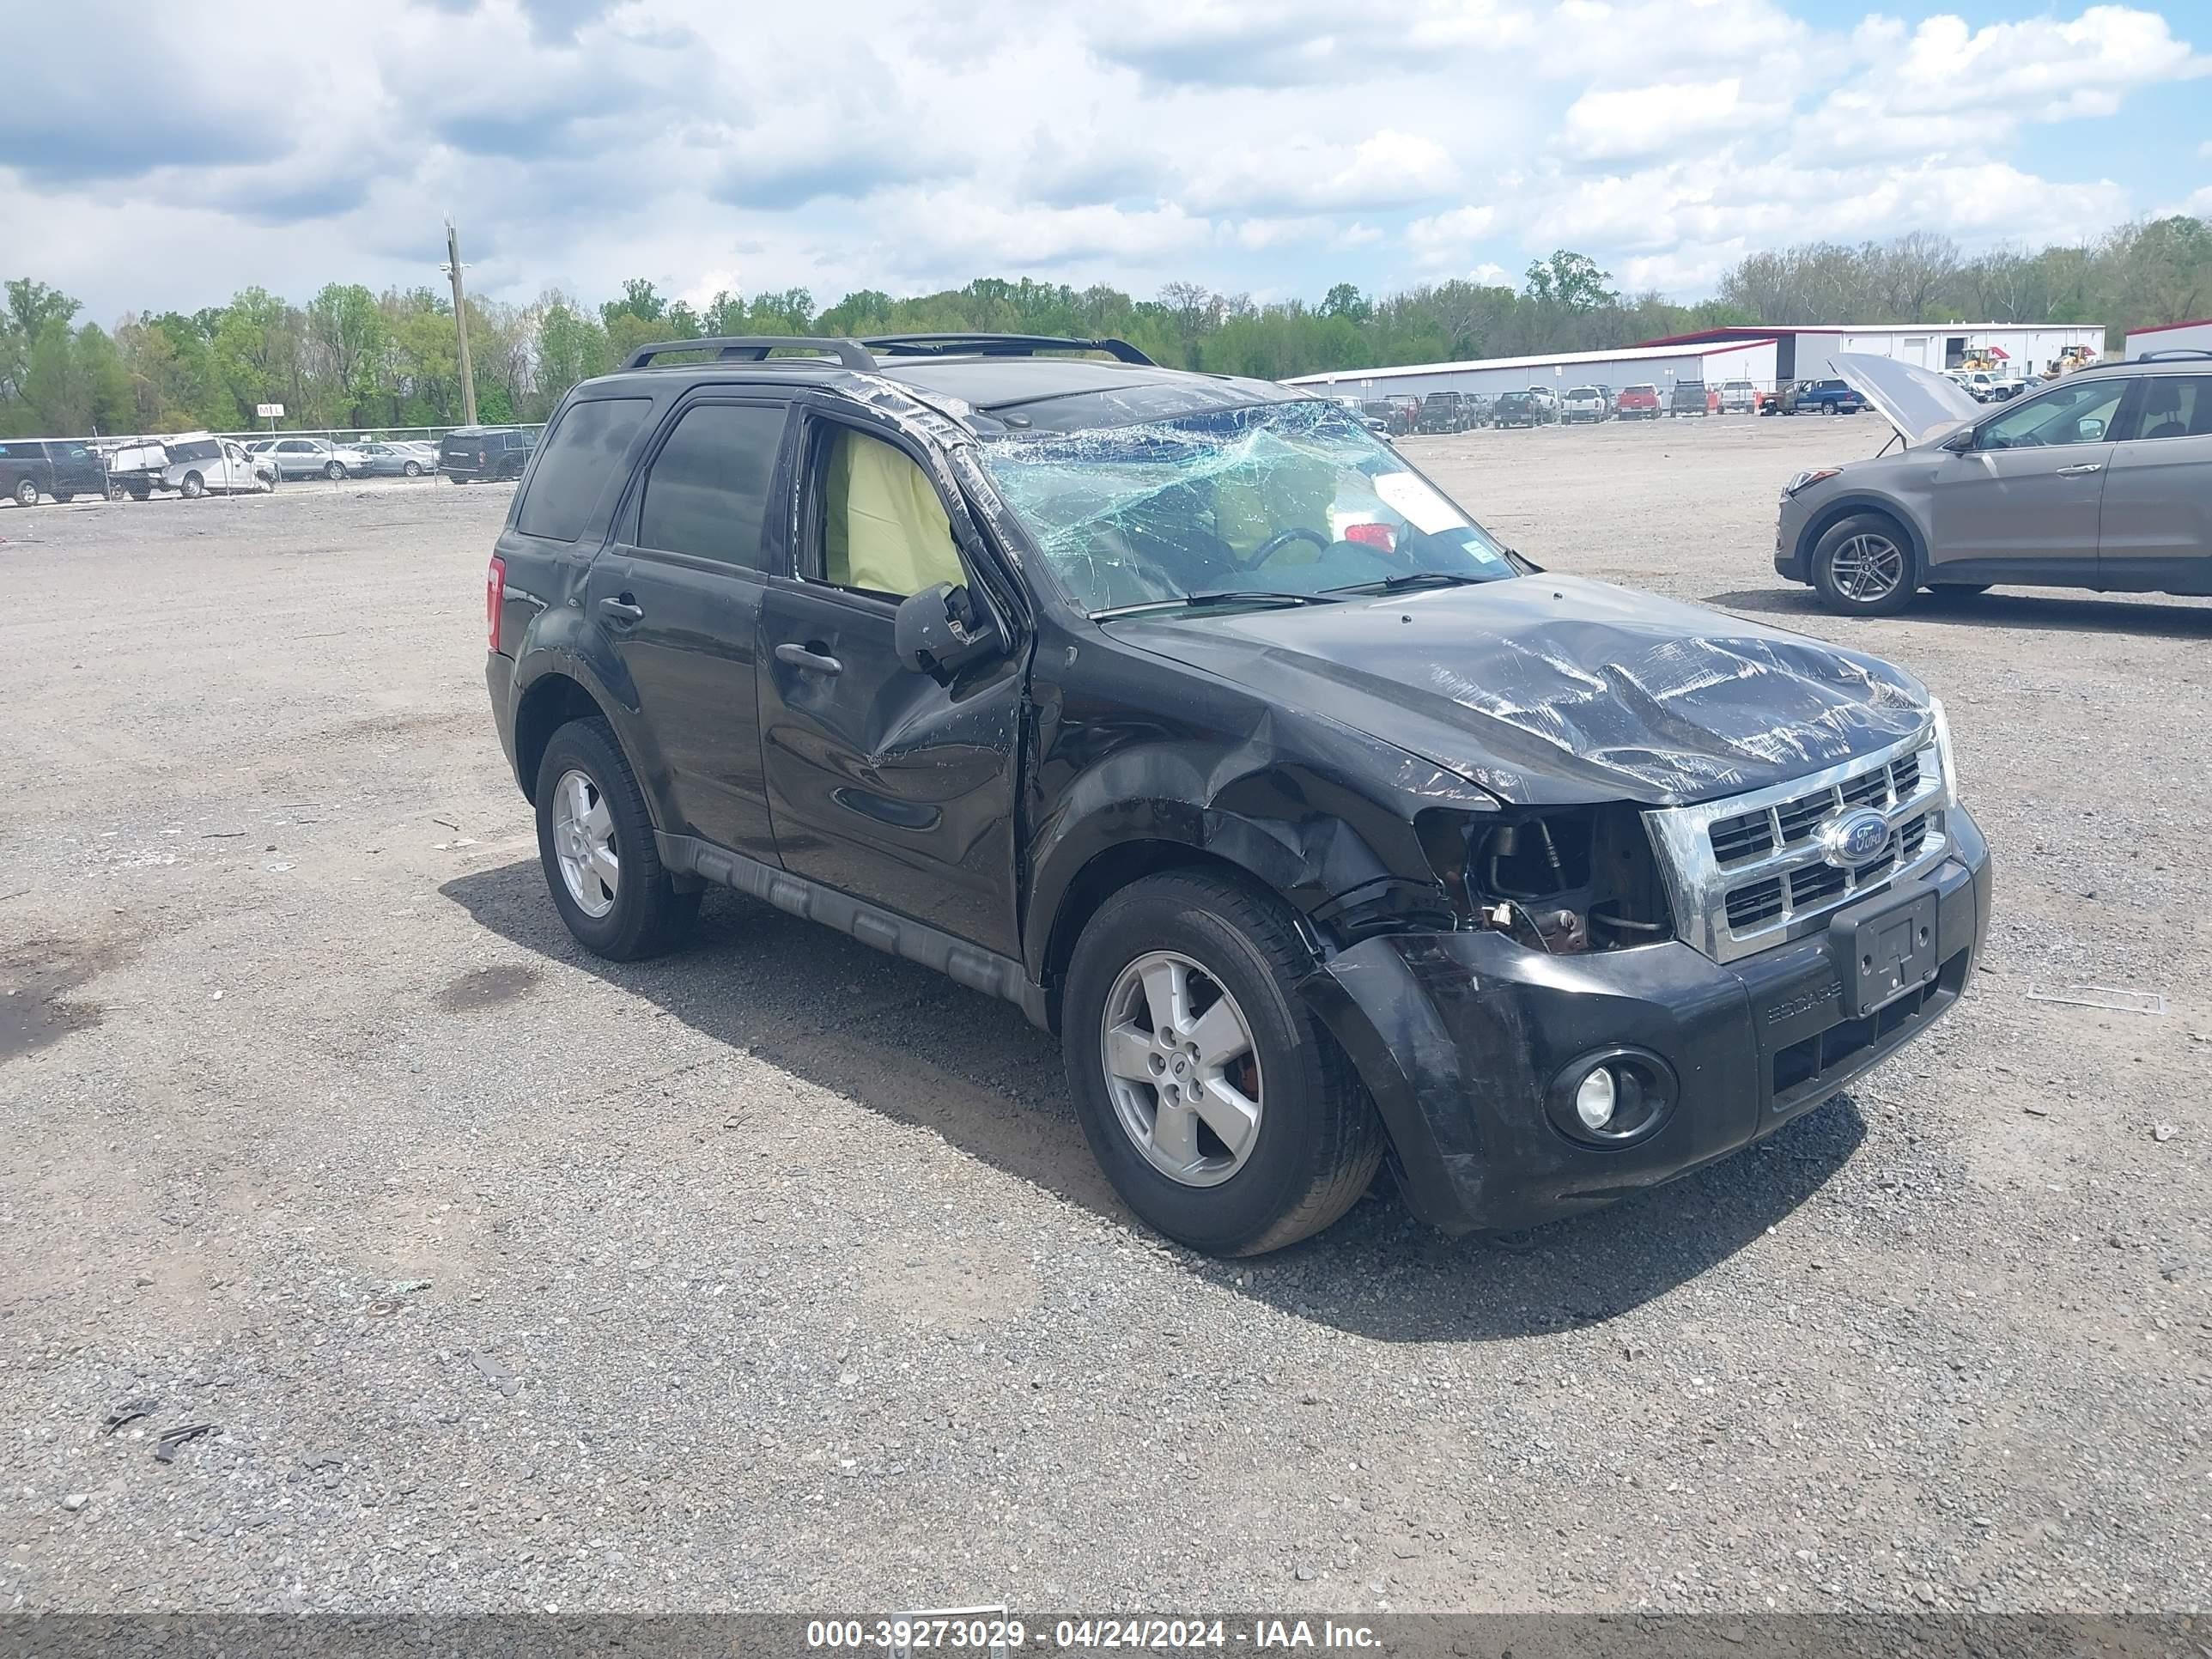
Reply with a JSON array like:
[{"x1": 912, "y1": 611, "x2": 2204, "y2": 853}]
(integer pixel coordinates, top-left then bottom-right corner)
[{"x1": 1466, "y1": 805, "x2": 1676, "y2": 953}]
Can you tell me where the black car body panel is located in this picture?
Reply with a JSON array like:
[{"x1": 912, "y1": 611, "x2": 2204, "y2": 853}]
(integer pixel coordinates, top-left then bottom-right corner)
[
  {"x1": 483, "y1": 339, "x2": 1987, "y2": 1236},
  {"x1": 1308, "y1": 808, "x2": 1987, "y2": 1231},
  {"x1": 1105, "y1": 576, "x2": 1929, "y2": 806}
]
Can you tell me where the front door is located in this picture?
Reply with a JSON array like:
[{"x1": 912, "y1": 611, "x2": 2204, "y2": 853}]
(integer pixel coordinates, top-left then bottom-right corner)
[
  {"x1": 2099, "y1": 374, "x2": 2212, "y2": 586},
  {"x1": 757, "y1": 412, "x2": 1023, "y2": 957},
  {"x1": 585, "y1": 396, "x2": 792, "y2": 861},
  {"x1": 1927, "y1": 377, "x2": 2134, "y2": 578}
]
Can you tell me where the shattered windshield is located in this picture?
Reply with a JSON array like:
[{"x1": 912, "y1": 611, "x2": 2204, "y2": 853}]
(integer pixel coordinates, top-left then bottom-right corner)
[{"x1": 978, "y1": 399, "x2": 1517, "y2": 614}]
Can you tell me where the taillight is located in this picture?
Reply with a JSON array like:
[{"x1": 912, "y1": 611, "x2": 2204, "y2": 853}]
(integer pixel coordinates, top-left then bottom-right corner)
[{"x1": 486, "y1": 556, "x2": 505, "y2": 653}]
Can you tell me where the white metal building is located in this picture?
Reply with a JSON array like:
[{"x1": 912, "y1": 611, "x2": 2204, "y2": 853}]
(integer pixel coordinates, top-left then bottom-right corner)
[
  {"x1": 1632, "y1": 323, "x2": 2107, "y2": 382},
  {"x1": 1282, "y1": 338, "x2": 1780, "y2": 404},
  {"x1": 2124, "y1": 317, "x2": 2212, "y2": 360}
]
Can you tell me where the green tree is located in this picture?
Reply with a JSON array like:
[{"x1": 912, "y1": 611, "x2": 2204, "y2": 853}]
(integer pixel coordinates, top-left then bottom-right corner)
[
  {"x1": 1523, "y1": 251, "x2": 1620, "y2": 313},
  {"x1": 1318, "y1": 283, "x2": 1370, "y2": 323},
  {"x1": 305, "y1": 283, "x2": 389, "y2": 424}
]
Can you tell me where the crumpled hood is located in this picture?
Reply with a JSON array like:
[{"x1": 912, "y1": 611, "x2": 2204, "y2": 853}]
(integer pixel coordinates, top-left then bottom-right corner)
[{"x1": 1111, "y1": 575, "x2": 1930, "y2": 806}]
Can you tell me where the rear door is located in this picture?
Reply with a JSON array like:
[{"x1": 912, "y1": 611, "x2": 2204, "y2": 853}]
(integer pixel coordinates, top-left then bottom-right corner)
[
  {"x1": 585, "y1": 394, "x2": 792, "y2": 860},
  {"x1": 757, "y1": 407, "x2": 1024, "y2": 956},
  {"x1": 2098, "y1": 374, "x2": 2212, "y2": 586},
  {"x1": 1927, "y1": 377, "x2": 2136, "y2": 577}
]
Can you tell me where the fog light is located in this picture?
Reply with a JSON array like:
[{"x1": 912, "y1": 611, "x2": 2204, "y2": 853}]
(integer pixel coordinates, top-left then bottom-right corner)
[{"x1": 1574, "y1": 1066, "x2": 1617, "y2": 1131}]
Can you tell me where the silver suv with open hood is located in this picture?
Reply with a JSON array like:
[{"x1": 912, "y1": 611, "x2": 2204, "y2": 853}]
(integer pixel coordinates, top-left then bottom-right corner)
[{"x1": 1775, "y1": 349, "x2": 2212, "y2": 614}]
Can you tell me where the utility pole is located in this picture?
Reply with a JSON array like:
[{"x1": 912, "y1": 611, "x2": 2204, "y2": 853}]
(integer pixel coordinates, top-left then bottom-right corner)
[{"x1": 441, "y1": 218, "x2": 478, "y2": 428}]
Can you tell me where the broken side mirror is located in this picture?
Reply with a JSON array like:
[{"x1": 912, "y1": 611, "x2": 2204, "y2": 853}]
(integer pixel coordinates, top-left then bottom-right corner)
[{"x1": 895, "y1": 581, "x2": 1003, "y2": 683}]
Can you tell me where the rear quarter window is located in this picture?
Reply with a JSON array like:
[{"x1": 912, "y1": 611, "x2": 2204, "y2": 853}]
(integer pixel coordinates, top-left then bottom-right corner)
[{"x1": 515, "y1": 398, "x2": 653, "y2": 543}]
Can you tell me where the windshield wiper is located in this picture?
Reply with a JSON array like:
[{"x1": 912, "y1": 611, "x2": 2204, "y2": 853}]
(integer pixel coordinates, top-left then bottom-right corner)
[
  {"x1": 1092, "y1": 590, "x2": 1337, "y2": 619},
  {"x1": 1326, "y1": 570, "x2": 1488, "y2": 595}
]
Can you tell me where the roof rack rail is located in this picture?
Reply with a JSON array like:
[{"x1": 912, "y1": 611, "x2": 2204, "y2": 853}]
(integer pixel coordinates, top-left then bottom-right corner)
[
  {"x1": 623, "y1": 336, "x2": 878, "y2": 372},
  {"x1": 2136, "y1": 347, "x2": 2212, "y2": 362},
  {"x1": 860, "y1": 333, "x2": 1157, "y2": 367}
]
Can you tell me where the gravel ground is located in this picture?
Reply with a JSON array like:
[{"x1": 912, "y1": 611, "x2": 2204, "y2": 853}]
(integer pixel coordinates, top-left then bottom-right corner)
[{"x1": 0, "y1": 423, "x2": 2205, "y2": 1616}]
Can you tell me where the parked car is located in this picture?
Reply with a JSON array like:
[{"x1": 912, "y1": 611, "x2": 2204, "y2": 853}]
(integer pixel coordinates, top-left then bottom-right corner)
[
  {"x1": 353, "y1": 441, "x2": 433, "y2": 477},
  {"x1": 1615, "y1": 384, "x2": 1661, "y2": 420},
  {"x1": 1491, "y1": 390, "x2": 1546, "y2": 428},
  {"x1": 0, "y1": 438, "x2": 106, "y2": 506},
  {"x1": 440, "y1": 426, "x2": 539, "y2": 483},
  {"x1": 1721, "y1": 380, "x2": 1756, "y2": 413},
  {"x1": 1778, "y1": 379, "x2": 1866, "y2": 416},
  {"x1": 482, "y1": 329, "x2": 1988, "y2": 1257},
  {"x1": 1462, "y1": 393, "x2": 1495, "y2": 428},
  {"x1": 1561, "y1": 386, "x2": 1608, "y2": 424},
  {"x1": 1668, "y1": 379, "x2": 1709, "y2": 416},
  {"x1": 1776, "y1": 349, "x2": 2212, "y2": 615},
  {"x1": 258, "y1": 436, "x2": 373, "y2": 479},
  {"x1": 161, "y1": 434, "x2": 278, "y2": 497},
  {"x1": 1524, "y1": 385, "x2": 1560, "y2": 421},
  {"x1": 1417, "y1": 392, "x2": 1472, "y2": 434}
]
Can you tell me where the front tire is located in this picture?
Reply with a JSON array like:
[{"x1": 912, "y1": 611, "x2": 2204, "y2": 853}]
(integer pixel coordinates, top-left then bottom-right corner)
[
  {"x1": 1062, "y1": 870, "x2": 1384, "y2": 1256},
  {"x1": 324, "y1": 461, "x2": 344, "y2": 481},
  {"x1": 11, "y1": 478, "x2": 35, "y2": 507},
  {"x1": 533, "y1": 716, "x2": 699, "y2": 961},
  {"x1": 180, "y1": 472, "x2": 205, "y2": 500},
  {"x1": 1812, "y1": 513, "x2": 1917, "y2": 616},
  {"x1": 403, "y1": 460, "x2": 421, "y2": 477}
]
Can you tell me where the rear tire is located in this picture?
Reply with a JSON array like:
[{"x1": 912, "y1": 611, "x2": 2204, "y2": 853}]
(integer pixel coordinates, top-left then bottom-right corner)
[
  {"x1": 54, "y1": 492, "x2": 73, "y2": 503},
  {"x1": 1061, "y1": 870, "x2": 1385, "y2": 1256},
  {"x1": 533, "y1": 716, "x2": 699, "y2": 961},
  {"x1": 1812, "y1": 513, "x2": 1917, "y2": 617}
]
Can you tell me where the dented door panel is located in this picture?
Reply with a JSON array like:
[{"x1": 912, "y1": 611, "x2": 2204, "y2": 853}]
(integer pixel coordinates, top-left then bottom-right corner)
[{"x1": 757, "y1": 579, "x2": 1023, "y2": 957}]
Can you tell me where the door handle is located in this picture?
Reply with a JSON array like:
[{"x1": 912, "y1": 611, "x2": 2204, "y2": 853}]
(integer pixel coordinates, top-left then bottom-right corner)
[
  {"x1": 598, "y1": 595, "x2": 644, "y2": 622},
  {"x1": 775, "y1": 641, "x2": 843, "y2": 676},
  {"x1": 2054, "y1": 463, "x2": 2103, "y2": 476}
]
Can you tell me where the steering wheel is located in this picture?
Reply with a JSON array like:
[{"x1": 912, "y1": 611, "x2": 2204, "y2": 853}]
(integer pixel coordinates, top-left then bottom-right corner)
[{"x1": 1239, "y1": 526, "x2": 1332, "y2": 570}]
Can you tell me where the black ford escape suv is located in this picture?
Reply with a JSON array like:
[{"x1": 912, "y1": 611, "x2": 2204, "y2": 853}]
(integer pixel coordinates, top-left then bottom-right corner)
[
  {"x1": 441, "y1": 425, "x2": 537, "y2": 483},
  {"x1": 482, "y1": 332, "x2": 1990, "y2": 1256}
]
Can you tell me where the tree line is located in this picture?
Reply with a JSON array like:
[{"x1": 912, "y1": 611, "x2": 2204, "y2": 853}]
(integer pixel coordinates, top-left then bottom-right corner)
[{"x1": 1, "y1": 215, "x2": 2205, "y2": 440}]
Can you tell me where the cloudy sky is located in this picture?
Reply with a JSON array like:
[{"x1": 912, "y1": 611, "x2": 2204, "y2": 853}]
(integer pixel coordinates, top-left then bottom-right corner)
[{"x1": 6, "y1": 0, "x2": 2209, "y2": 322}]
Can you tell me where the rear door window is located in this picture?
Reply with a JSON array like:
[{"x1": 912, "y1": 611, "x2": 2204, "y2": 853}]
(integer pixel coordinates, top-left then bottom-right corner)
[
  {"x1": 637, "y1": 403, "x2": 788, "y2": 571},
  {"x1": 517, "y1": 398, "x2": 653, "y2": 543},
  {"x1": 2126, "y1": 376, "x2": 2212, "y2": 440}
]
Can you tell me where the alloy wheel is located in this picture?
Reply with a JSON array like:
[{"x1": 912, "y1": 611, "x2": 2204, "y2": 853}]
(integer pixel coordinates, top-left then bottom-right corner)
[
  {"x1": 551, "y1": 768, "x2": 619, "y2": 919},
  {"x1": 1830, "y1": 532, "x2": 1905, "y2": 603},
  {"x1": 1100, "y1": 951, "x2": 1264, "y2": 1188}
]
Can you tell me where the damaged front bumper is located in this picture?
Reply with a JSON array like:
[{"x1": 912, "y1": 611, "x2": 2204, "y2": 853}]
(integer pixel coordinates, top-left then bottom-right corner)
[{"x1": 1301, "y1": 806, "x2": 1990, "y2": 1235}]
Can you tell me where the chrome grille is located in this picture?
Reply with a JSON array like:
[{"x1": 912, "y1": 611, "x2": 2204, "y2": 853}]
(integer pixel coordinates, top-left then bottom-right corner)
[{"x1": 1647, "y1": 728, "x2": 1951, "y2": 964}]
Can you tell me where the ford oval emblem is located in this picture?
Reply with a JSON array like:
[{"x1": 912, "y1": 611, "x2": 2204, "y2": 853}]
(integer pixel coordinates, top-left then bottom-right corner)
[{"x1": 1822, "y1": 808, "x2": 1892, "y2": 869}]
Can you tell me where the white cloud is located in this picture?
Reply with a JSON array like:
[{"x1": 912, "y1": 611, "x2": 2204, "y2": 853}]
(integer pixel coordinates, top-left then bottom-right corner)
[
  {"x1": 0, "y1": 0, "x2": 2198, "y2": 320},
  {"x1": 1823, "y1": 4, "x2": 2209, "y2": 125},
  {"x1": 1182, "y1": 130, "x2": 1458, "y2": 214},
  {"x1": 1561, "y1": 76, "x2": 1790, "y2": 161},
  {"x1": 1407, "y1": 205, "x2": 1498, "y2": 246}
]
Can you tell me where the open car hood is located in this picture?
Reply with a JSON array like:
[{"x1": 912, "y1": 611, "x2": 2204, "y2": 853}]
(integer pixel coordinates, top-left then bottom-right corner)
[
  {"x1": 1824, "y1": 351, "x2": 1982, "y2": 447},
  {"x1": 1112, "y1": 575, "x2": 1931, "y2": 807}
]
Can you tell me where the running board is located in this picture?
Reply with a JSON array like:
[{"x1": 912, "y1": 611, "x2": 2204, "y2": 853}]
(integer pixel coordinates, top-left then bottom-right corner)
[{"x1": 655, "y1": 832, "x2": 1049, "y2": 1029}]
